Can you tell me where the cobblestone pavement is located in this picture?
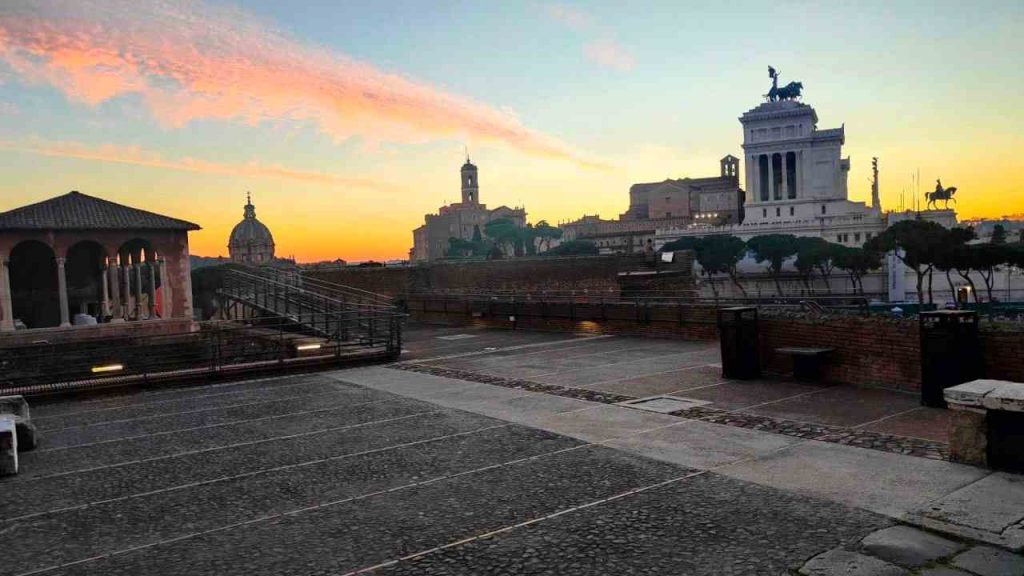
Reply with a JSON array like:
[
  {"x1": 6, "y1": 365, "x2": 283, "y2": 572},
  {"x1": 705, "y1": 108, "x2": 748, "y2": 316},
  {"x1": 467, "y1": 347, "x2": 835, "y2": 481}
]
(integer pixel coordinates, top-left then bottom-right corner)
[
  {"x1": 2, "y1": 370, "x2": 894, "y2": 576},
  {"x1": 398, "y1": 363, "x2": 952, "y2": 462}
]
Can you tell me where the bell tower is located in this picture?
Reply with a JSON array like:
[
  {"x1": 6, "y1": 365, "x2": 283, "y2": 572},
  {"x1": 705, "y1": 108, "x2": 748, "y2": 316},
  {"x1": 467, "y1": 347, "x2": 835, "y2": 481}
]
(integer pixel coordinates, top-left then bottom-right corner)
[{"x1": 461, "y1": 155, "x2": 479, "y2": 205}]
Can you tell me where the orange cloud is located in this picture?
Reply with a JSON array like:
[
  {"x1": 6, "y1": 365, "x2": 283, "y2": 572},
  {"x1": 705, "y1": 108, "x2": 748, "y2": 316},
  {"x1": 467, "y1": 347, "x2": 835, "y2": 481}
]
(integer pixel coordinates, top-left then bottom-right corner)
[
  {"x1": 0, "y1": 1, "x2": 600, "y2": 167},
  {"x1": 0, "y1": 138, "x2": 398, "y2": 190}
]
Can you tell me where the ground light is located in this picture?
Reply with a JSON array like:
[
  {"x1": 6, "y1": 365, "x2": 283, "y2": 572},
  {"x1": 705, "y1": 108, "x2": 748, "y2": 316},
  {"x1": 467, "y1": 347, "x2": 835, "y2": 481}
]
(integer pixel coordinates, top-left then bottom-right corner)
[
  {"x1": 295, "y1": 343, "x2": 322, "y2": 351},
  {"x1": 90, "y1": 363, "x2": 124, "y2": 374}
]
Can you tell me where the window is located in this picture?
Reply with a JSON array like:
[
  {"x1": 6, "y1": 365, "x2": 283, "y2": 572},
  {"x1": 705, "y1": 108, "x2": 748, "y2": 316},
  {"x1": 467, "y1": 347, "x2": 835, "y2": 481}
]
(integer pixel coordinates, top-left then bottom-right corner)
[
  {"x1": 789, "y1": 206, "x2": 794, "y2": 216},
  {"x1": 865, "y1": 232, "x2": 872, "y2": 240},
  {"x1": 666, "y1": 212, "x2": 671, "y2": 218},
  {"x1": 821, "y1": 205, "x2": 826, "y2": 214},
  {"x1": 854, "y1": 233, "x2": 861, "y2": 242},
  {"x1": 776, "y1": 207, "x2": 781, "y2": 217},
  {"x1": 762, "y1": 209, "x2": 767, "y2": 218},
  {"x1": 837, "y1": 235, "x2": 842, "y2": 242}
]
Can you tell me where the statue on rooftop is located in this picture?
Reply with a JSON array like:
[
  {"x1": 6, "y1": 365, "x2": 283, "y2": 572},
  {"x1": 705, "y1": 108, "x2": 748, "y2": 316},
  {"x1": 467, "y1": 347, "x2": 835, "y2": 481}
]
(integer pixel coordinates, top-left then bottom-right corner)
[
  {"x1": 766, "y1": 66, "x2": 804, "y2": 102},
  {"x1": 926, "y1": 179, "x2": 958, "y2": 210}
]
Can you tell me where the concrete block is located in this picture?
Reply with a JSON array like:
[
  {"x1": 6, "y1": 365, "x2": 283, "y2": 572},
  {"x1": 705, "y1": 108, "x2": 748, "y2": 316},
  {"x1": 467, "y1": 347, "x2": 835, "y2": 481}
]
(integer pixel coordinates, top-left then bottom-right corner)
[
  {"x1": 0, "y1": 395, "x2": 37, "y2": 451},
  {"x1": 0, "y1": 416, "x2": 17, "y2": 476},
  {"x1": 983, "y1": 384, "x2": 1024, "y2": 413},
  {"x1": 948, "y1": 406, "x2": 987, "y2": 467},
  {"x1": 952, "y1": 545, "x2": 1024, "y2": 576},
  {"x1": 945, "y1": 380, "x2": 1005, "y2": 407},
  {"x1": 799, "y1": 549, "x2": 908, "y2": 575},
  {"x1": 860, "y1": 526, "x2": 964, "y2": 567}
]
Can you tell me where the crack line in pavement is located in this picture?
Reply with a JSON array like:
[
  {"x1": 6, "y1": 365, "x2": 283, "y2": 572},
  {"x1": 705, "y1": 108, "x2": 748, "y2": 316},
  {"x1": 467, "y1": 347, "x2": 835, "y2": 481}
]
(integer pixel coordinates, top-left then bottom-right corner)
[
  {"x1": 9, "y1": 410, "x2": 442, "y2": 484},
  {"x1": 3, "y1": 417, "x2": 506, "y2": 523},
  {"x1": 37, "y1": 388, "x2": 377, "y2": 432},
  {"x1": 31, "y1": 398, "x2": 397, "y2": 454},
  {"x1": 30, "y1": 375, "x2": 352, "y2": 421}
]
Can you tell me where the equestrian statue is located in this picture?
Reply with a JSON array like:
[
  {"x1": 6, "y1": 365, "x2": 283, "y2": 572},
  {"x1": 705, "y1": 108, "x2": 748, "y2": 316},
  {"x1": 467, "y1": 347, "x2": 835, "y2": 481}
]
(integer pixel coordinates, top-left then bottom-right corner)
[
  {"x1": 766, "y1": 66, "x2": 804, "y2": 102},
  {"x1": 926, "y1": 179, "x2": 958, "y2": 210}
]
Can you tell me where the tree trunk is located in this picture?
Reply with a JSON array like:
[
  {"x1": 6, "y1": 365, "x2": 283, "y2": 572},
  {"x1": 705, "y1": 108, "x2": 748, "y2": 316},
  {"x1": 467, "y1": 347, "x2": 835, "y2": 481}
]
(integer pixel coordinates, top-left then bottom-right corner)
[
  {"x1": 945, "y1": 269, "x2": 957, "y2": 306},
  {"x1": 915, "y1": 269, "x2": 924, "y2": 305},
  {"x1": 927, "y1": 266, "x2": 934, "y2": 304},
  {"x1": 727, "y1": 270, "x2": 747, "y2": 296},
  {"x1": 957, "y1": 271, "x2": 980, "y2": 304}
]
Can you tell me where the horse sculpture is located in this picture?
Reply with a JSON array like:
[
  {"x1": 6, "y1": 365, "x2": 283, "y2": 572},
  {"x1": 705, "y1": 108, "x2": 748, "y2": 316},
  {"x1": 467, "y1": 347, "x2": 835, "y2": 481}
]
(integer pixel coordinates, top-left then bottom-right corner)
[
  {"x1": 767, "y1": 81, "x2": 803, "y2": 102},
  {"x1": 926, "y1": 186, "x2": 957, "y2": 209}
]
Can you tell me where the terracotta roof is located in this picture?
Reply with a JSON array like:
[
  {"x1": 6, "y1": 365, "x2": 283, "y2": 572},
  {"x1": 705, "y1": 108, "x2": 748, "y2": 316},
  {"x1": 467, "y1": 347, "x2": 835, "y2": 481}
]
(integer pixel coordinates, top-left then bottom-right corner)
[{"x1": 0, "y1": 191, "x2": 201, "y2": 231}]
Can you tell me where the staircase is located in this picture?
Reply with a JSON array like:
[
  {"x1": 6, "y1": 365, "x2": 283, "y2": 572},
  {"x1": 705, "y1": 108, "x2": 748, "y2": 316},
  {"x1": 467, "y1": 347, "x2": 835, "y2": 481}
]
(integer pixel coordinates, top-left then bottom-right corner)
[{"x1": 218, "y1": 266, "x2": 403, "y2": 355}]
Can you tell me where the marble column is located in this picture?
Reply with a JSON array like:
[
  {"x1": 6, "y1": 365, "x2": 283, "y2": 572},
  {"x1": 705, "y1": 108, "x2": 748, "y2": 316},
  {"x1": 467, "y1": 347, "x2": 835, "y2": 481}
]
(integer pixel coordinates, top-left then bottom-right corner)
[
  {"x1": 158, "y1": 259, "x2": 171, "y2": 319},
  {"x1": 107, "y1": 257, "x2": 121, "y2": 320},
  {"x1": 768, "y1": 155, "x2": 776, "y2": 201},
  {"x1": 146, "y1": 261, "x2": 157, "y2": 319},
  {"x1": 122, "y1": 262, "x2": 132, "y2": 320},
  {"x1": 56, "y1": 257, "x2": 71, "y2": 327},
  {"x1": 0, "y1": 256, "x2": 13, "y2": 331},
  {"x1": 133, "y1": 262, "x2": 143, "y2": 320},
  {"x1": 101, "y1": 264, "x2": 110, "y2": 319},
  {"x1": 780, "y1": 152, "x2": 789, "y2": 200}
]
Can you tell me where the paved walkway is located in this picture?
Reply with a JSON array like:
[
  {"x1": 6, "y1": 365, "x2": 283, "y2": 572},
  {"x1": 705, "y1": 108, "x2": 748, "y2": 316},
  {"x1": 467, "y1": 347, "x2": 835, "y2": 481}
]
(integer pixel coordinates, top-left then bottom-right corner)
[{"x1": 1, "y1": 326, "x2": 1021, "y2": 575}]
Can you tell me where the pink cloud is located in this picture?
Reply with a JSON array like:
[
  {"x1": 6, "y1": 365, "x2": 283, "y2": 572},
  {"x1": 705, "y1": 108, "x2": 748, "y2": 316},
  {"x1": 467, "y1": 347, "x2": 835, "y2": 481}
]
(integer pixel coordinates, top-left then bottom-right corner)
[
  {"x1": 0, "y1": 1, "x2": 600, "y2": 167},
  {"x1": 545, "y1": 4, "x2": 635, "y2": 73},
  {"x1": 584, "y1": 40, "x2": 635, "y2": 72},
  {"x1": 0, "y1": 138, "x2": 400, "y2": 190}
]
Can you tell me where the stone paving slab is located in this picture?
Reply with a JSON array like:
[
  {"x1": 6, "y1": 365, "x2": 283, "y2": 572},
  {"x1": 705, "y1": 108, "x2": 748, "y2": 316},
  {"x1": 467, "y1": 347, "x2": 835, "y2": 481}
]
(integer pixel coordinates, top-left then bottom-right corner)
[
  {"x1": 527, "y1": 403, "x2": 682, "y2": 444},
  {"x1": 16, "y1": 397, "x2": 436, "y2": 477},
  {"x1": 2, "y1": 426, "x2": 582, "y2": 574},
  {"x1": 38, "y1": 387, "x2": 390, "y2": 446},
  {"x1": 669, "y1": 379, "x2": 829, "y2": 411},
  {"x1": 717, "y1": 440, "x2": 989, "y2": 518},
  {"x1": 910, "y1": 472, "x2": 1024, "y2": 550},
  {"x1": 798, "y1": 549, "x2": 908, "y2": 575},
  {"x1": 0, "y1": 410, "x2": 501, "y2": 520},
  {"x1": 575, "y1": 365, "x2": 723, "y2": 397},
  {"x1": 47, "y1": 446, "x2": 688, "y2": 576},
  {"x1": 602, "y1": 419, "x2": 802, "y2": 470},
  {"x1": 861, "y1": 407, "x2": 951, "y2": 444},
  {"x1": 951, "y1": 545, "x2": 1024, "y2": 575},
  {"x1": 745, "y1": 386, "x2": 922, "y2": 428},
  {"x1": 860, "y1": 525, "x2": 964, "y2": 567},
  {"x1": 377, "y1": 474, "x2": 890, "y2": 576}
]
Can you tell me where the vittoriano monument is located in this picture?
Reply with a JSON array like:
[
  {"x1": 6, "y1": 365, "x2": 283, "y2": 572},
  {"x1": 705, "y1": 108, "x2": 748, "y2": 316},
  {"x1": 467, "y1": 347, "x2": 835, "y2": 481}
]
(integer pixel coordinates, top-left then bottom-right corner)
[
  {"x1": 766, "y1": 66, "x2": 803, "y2": 102},
  {"x1": 927, "y1": 179, "x2": 958, "y2": 209}
]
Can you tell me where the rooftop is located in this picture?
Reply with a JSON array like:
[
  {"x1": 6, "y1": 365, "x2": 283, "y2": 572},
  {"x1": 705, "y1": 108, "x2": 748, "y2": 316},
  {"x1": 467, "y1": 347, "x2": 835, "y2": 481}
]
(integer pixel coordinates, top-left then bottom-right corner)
[{"x1": 0, "y1": 191, "x2": 201, "y2": 231}]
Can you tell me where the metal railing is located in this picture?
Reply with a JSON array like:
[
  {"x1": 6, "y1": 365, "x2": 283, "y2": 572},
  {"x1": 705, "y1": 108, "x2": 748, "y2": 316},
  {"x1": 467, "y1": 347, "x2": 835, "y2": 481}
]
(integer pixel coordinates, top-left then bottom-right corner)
[
  {"x1": 218, "y1": 268, "x2": 403, "y2": 344},
  {"x1": 0, "y1": 315, "x2": 401, "y2": 397}
]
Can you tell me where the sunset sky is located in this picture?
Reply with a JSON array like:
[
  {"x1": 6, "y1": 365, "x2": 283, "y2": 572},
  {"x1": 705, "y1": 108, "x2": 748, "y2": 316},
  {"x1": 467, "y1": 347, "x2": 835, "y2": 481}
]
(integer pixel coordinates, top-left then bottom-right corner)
[{"x1": 1, "y1": 0, "x2": 1022, "y2": 262}]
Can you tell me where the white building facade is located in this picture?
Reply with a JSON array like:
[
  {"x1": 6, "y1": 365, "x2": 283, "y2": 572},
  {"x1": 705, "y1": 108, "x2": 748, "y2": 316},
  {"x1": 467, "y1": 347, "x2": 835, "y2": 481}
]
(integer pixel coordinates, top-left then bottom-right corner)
[{"x1": 657, "y1": 97, "x2": 887, "y2": 247}]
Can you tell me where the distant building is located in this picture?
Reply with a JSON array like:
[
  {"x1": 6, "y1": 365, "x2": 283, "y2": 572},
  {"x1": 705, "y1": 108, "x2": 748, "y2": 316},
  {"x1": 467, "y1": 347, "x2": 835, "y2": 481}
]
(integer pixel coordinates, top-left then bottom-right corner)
[
  {"x1": 0, "y1": 191, "x2": 199, "y2": 334},
  {"x1": 655, "y1": 84, "x2": 932, "y2": 248},
  {"x1": 228, "y1": 193, "x2": 275, "y2": 264},
  {"x1": 411, "y1": 157, "x2": 527, "y2": 262},
  {"x1": 561, "y1": 156, "x2": 744, "y2": 255}
]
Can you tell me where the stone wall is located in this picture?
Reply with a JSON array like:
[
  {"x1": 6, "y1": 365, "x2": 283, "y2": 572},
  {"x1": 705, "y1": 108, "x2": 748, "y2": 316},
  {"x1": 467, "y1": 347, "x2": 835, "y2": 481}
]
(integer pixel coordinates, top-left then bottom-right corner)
[
  {"x1": 405, "y1": 295, "x2": 1024, "y2": 392},
  {"x1": 308, "y1": 254, "x2": 694, "y2": 299}
]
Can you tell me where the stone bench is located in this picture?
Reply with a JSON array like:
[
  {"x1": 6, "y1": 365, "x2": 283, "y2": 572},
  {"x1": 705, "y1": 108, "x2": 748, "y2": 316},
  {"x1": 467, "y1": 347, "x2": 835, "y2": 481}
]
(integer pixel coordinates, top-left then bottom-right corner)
[
  {"x1": 775, "y1": 347, "x2": 835, "y2": 381},
  {"x1": 0, "y1": 416, "x2": 16, "y2": 476},
  {"x1": 945, "y1": 379, "x2": 1024, "y2": 471},
  {"x1": 0, "y1": 395, "x2": 37, "y2": 451}
]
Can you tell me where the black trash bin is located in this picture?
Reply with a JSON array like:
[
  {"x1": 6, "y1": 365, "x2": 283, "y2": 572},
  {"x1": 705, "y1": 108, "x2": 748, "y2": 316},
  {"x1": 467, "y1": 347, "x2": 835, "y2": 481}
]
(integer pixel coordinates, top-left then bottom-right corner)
[
  {"x1": 919, "y1": 310, "x2": 980, "y2": 408},
  {"x1": 717, "y1": 306, "x2": 760, "y2": 380}
]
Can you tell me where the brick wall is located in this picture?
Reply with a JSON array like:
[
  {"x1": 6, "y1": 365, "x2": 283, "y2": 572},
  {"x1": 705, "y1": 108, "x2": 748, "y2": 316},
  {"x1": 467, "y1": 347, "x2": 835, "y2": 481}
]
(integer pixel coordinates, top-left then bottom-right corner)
[{"x1": 405, "y1": 296, "x2": 1024, "y2": 391}]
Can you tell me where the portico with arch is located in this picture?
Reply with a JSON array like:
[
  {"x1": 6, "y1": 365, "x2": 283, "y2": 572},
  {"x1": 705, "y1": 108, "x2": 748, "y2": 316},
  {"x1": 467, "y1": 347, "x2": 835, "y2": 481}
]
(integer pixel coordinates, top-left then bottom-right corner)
[{"x1": 0, "y1": 191, "x2": 200, "y2": 340}]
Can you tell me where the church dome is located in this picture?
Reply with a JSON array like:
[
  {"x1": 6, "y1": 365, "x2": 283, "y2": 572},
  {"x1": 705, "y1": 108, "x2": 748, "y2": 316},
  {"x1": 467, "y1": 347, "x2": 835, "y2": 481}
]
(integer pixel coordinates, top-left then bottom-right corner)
[{"x1": 228, "y1": 194, "x2": 275, "y2": 264}]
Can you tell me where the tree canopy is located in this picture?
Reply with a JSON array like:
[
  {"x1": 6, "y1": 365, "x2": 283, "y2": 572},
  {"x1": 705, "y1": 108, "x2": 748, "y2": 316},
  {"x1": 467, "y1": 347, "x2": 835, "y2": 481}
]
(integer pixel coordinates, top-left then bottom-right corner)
[{"x1": 746, "y1": 234, "x2": 799, "y2": 295}]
